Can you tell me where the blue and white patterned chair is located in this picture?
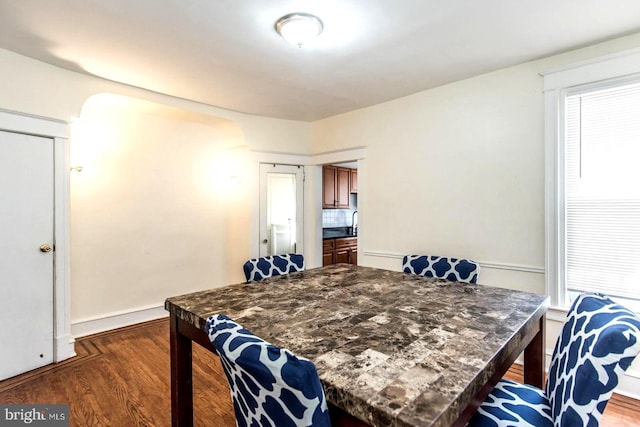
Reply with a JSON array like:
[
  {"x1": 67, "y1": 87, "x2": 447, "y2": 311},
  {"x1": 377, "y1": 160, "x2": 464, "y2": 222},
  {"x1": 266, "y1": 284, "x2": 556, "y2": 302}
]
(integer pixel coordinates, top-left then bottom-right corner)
[
  {"x1": 468, "y1": 293, "x2": 640, "y2": 427},
  {"x1": 402, "y1": 254, "x2": 480, "y2": 284},
  {"x1": 206, "y1": 314, "x2": 331, "y2": 427},
  {"x1": 243, "y1": 253, "x2": 305, "y2": 282}
]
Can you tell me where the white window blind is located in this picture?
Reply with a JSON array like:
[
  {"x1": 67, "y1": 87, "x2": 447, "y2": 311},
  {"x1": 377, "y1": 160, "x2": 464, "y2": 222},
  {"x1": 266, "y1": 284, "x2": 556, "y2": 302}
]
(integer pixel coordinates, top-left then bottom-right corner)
[{"x1": 565, "y1": 81, "x2": 640, "y2": 301}]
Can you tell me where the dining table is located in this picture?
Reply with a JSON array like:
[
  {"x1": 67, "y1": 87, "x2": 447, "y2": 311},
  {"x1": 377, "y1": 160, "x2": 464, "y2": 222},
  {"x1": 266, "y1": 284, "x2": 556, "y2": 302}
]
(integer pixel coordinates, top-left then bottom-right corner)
[{"x1": 165, "y1": 264, "x2": 549, "y2": 427}]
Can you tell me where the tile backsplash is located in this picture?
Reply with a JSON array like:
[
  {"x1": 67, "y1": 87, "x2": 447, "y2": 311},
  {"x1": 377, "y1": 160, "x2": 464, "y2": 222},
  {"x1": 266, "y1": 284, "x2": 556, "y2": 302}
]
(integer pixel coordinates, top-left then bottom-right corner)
[
  {"x1": 323, "y1": 208, "x2": 357, "y2": 228},
  {"x1": 323, "y1": 193, "x2": 358, "y2": 228},
  {"x1": 322, "y1": 209, "x2": 358, "y2": 228}
]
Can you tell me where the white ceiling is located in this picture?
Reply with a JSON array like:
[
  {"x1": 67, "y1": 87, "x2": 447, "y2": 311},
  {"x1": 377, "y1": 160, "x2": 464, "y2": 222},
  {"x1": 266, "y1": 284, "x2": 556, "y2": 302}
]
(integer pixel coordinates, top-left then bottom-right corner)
[{"x1": 1, "y1": 1, "x2": 640, "y2": 121}]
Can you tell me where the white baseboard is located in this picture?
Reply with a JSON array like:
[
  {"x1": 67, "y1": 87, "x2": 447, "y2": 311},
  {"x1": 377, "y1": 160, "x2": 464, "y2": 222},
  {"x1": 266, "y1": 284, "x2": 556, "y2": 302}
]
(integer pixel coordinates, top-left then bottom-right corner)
[
  {"x1": 71, "y1": 304, "x2": 168, "y2": 338},
  {"x1": 54, "y1": 333, "x2": 76, "y2": 362}
]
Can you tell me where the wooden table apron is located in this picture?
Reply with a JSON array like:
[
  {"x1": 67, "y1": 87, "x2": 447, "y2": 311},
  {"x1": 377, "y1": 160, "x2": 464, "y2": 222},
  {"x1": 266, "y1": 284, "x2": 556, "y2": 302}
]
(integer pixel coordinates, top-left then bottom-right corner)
[{"x1": 166, "y1": 265, "x2": 549, "y2": 427}]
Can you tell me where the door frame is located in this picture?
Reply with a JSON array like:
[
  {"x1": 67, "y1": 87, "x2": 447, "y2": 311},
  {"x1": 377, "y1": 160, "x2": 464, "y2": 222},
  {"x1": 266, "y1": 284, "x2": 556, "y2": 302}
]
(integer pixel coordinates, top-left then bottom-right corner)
[
  {"x1": 250, "y1": 152, "x2": 310, "y2": 262},
  {"x1": 249, "y1": 147, "x2": 366, "y2": 269},
  {"x1": 259, "y1": 163, "x2": 304, "y2": 257},
  {"x1": 0, "y1": 108, "x2": 75, "y2": 362}
]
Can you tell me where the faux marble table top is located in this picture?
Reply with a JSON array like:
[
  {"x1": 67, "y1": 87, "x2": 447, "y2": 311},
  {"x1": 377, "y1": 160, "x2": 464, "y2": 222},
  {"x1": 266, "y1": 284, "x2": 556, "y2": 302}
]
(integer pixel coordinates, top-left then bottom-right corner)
[{"x1": 165, "y1": 264, "x2": 549, "y2": 427}]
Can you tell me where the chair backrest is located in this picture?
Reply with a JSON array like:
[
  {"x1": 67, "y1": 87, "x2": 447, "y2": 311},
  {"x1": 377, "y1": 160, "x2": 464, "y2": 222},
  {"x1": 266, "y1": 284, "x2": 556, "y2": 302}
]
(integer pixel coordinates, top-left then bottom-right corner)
[
  {"x1": 243, "y1": 253, "x2": 305, "y2": 282},
  {"x1": 206, "y1": 314, "x2": 331, "y2": 427},
  {"x1": 545, "y1": 293, "x2": 640, "y2": 426},
  {"x1": 402, "y1": 254, "x2": 480, "y2": 284}
]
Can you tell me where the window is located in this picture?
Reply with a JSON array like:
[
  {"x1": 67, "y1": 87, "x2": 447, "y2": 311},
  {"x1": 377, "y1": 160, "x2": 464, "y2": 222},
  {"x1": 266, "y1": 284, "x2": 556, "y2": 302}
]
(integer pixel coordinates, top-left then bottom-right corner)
[
  {"x1": 545, "y1": 49, "x2": 640, "y2": 311},
  {"x1": 565, "y1": 81, "x2": 640, "y2": 308}
]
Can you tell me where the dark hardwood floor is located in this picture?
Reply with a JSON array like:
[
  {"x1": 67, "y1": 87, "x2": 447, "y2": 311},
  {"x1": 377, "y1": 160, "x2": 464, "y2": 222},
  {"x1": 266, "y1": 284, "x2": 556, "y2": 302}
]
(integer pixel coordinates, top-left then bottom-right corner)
[
  {"x1": 0, "y1": 319, "x2": 235, "y2": 426},
  {"x1": 1, "y1": 319, "x2": 638, "y2": 426}
]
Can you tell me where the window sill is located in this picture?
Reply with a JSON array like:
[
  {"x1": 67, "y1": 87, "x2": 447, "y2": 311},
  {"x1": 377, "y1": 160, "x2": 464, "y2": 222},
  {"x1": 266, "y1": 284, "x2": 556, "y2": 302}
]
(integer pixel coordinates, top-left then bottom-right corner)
[{"x1": 546, "y1": 306, "x2": 569, "y2": 322}]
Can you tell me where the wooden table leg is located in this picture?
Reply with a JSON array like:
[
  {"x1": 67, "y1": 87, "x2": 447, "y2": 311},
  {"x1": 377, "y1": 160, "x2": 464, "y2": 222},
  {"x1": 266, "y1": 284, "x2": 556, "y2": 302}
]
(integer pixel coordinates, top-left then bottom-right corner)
[
  {"x1": 523, "y1": 314, "x2": 546, "y2": 389},
  {"x1": 170, "y1": 312, "x2": 193, "y2": 427}
]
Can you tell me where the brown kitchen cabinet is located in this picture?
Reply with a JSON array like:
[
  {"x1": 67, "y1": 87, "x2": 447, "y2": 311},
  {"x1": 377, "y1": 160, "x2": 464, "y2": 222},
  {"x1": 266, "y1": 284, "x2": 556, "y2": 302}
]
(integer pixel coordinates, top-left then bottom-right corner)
[
  {"x1": 350, "y1": 169, "x2": 357, "y2": 193},
  {"x1": 322, "y1": 165, "x2": 351, "y2": 209},
  {"x1": 322, "y1": 239, "x2": 335, "y2": 266},
  {"x1": 324, "y1": 236, "x2": 357, "y2": 266}
]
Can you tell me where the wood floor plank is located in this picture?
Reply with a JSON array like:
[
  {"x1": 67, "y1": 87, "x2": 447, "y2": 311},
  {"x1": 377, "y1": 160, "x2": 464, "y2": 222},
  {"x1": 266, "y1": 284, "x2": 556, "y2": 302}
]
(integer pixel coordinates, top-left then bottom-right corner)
[
  {"x1": 0, "y1": 318, "x2": 635, "y2": 426},
  {"x1": 65, "y1": 366, "x2": 107, "y2": 426},
  {"x1": 97, "y1": 357, "x2": 157, "y2": 426}
]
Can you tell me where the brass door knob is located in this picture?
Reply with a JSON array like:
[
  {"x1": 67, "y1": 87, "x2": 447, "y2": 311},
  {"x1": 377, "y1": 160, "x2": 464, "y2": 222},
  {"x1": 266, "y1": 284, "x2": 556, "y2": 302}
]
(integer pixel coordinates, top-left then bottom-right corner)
[{"x1": 40, "y1": 244, "x2": 52, "y2": 253}]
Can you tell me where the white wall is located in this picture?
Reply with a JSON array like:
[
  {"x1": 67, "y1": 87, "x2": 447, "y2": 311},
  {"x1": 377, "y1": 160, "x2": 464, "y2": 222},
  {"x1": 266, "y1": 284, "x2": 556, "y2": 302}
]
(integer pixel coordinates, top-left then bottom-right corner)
[
  {"x1": 311, "y1": 32, "x2": 640, "y2": 397},
  {"x1": 70, "y1": 94, "x2": 252, "y2": 322},
  {"x1": 313, "y1": 67, "x2": 546, "y2": 291},
  {"x1": 0, "y1": 48, "x2": 312, "y2": 335}
]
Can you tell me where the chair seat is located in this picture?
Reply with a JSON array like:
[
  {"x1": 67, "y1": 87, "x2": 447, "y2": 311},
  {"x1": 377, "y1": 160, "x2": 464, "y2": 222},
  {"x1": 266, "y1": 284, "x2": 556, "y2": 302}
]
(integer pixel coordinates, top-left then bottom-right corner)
[{"x1": 468, "y1": 379, "x2": 553, "y2": 427}]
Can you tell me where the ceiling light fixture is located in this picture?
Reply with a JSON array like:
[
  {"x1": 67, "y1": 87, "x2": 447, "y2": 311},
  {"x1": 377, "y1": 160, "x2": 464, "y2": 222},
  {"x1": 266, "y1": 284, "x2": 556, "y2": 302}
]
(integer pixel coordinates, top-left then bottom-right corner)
[{"x1": 275, "y1": 13, "x2": 323, "y2": 47}]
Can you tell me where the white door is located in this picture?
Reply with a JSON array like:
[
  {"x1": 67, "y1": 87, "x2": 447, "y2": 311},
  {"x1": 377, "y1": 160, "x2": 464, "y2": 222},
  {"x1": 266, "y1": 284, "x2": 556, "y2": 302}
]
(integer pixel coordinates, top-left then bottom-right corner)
[
  {"x1": 0, "y1": 130, "x2": 54, "y2": 380},
  {"x1": 259, "y1": 164, "x2": 304, "y2": 257}
]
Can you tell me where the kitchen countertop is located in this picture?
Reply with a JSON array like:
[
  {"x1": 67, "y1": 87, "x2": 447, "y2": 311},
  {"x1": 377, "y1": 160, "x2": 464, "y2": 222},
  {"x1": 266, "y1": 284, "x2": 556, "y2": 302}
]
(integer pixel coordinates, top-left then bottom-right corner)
[{"x1": 323, "y1": 226, "x2": 357, "y2": 239}]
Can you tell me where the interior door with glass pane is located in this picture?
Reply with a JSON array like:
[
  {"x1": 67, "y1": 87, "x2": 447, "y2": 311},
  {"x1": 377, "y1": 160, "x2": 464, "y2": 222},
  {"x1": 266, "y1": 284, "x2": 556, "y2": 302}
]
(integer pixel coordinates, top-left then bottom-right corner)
[{"x1": 259, "y1": 164, "x2": 304, "y2": 257}]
